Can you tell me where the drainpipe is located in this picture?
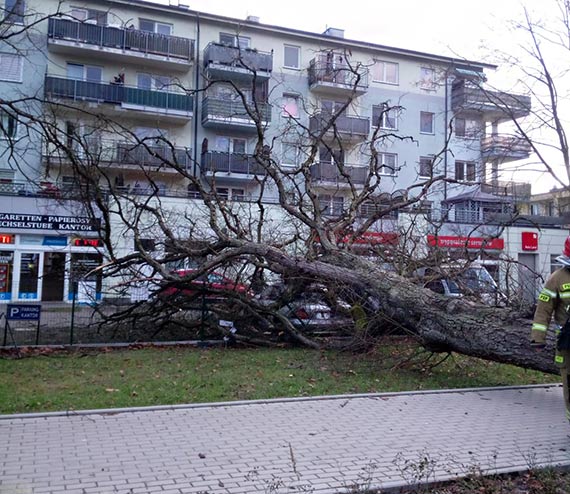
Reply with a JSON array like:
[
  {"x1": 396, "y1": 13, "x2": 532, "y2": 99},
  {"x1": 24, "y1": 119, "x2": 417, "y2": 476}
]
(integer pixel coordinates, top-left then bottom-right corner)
[
  {"x1": 444, "y1": 71, "x2": 450, "y2": 202},
  {"x1": 192, "y1": 13, "x2": 201, "y2": 178}
]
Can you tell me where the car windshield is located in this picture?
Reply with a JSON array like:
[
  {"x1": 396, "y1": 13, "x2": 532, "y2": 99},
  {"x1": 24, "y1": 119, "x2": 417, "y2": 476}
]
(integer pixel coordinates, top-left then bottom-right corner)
[{"x1": 446, "y1": 279, "x2": 462, "y2": 294}]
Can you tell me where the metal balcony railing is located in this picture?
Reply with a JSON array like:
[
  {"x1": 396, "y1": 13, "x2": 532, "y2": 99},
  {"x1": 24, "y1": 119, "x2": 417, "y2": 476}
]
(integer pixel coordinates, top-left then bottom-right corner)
[
  {"x1": 201, "y1": 96, "x2": 271, "y2": 123},
  {"x1": 44, "y1": 76, "x2": 194, "y2": 113},
  {"x1": 48, "y1": 18, "x2": 194, "y2": 61},
  {"x1": 309, "y1": 113, "x2": 370, "y2": 138},
  {"x1": 481, "y1": 180, "x2": 532, "y2": 199},
  {"x1": 451, "y1": 81, "x2": 531, "y2": 118},
  {"x1": 308, "y1": 54, "x2": 369, "y2": 91},
  {"x1": 46, "y1": 139, "x2": 192, "y2": 170},
  {"x1": 310, "y1": 163, "x2": 368, "y2": 185},
  {"x1": 201, "y1": 151, "x2": 266, "y2": 175},
  {"x1": 481, "y1": 134, "x2": 532, "y2": 160},
  {"x1": 203, "y1": 43, "x2": 273, "y2": 73}
]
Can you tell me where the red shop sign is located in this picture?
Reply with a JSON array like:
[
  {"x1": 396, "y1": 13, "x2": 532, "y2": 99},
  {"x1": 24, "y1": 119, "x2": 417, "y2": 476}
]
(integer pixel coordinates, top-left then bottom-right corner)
[
  {"x1": 521, "y1": 231, "x2": 538, "y2": 251},
  {"x1": 427, "y1": 235, "x2": 504, "y2": 250}
]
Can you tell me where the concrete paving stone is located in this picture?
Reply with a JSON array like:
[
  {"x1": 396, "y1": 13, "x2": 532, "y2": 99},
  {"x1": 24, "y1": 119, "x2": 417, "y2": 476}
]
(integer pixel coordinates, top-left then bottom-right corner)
[{"x1": 3, "y1": 385, "x2": 570, "y2": 493}]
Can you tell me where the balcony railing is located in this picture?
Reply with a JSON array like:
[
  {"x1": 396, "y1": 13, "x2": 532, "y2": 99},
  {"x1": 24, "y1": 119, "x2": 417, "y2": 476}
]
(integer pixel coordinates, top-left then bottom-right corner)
[
  {"x1": 48, "y1": 139, "x2": 191, "y2": 169},
  {"x1": 48, "y1": 18, "x2": 194, "y2": 61},
  {"x1": 310, "y1": 163, "x2": 368, "y2": 185},
  {"x1": 451, "y1": 81, "x2": 531, "y2": 118},
  {"x1": 201, "y1": 96, "x2": 271, "y2": 126},
  {"x1": 481, "y1": 180, "x2": 532, "y2": 199},
  {"x1": 203, "y1": 43, "x2": 273, "y2": 74},
  {"x1": 44, "y1": 76, "x2": 194, "y2": 114},
  {"x1": 309, "y1": 113, "x2": 370, "y2": 138},
  {"x1": 308, "y1": 54, "x2": 369, "y2": 93},
  {"x1": 201, "y1": 151, "x2": 266, "y2": 175},
  {"x1": 481, "y1": 134, "x2": 532, "y2": 161}
]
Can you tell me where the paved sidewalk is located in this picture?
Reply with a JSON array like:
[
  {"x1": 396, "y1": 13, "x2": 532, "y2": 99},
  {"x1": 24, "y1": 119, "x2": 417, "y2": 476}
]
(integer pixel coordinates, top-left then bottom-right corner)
[{"x1": 2, "y1": 385, "x2": 570, "y2": 494}]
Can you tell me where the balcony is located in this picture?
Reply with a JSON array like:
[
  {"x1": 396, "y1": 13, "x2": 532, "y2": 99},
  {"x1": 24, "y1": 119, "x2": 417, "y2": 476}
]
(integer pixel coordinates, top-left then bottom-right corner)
[
  {"x1": 308, "y1": 54, "x2": 369, "y2": 96},
  {"x1": 44, "y1": 76, "x2": 194, "y2": 122},
  {"x1": 201, "y1": 96, "x2": 271, "y2": 132},
  {"x1": 451, "y1": 81, "x2": 531, "y2": 120},
  {"x1": 481, "y1": 180, "x2": 532, "y2": 200},
  {"x1": 201, "y1": 151, "x2": 265, "y2": 181},
  {"x1": 481, "y1": 134, "x2": 532, "y2": 163},
  {"x1": 47, "y1": 18, "x2": 194, "y2": 71},
  {"x1": 45, "y1": 139, "x2": 191, "y2": 172},
  {"x1": 203, "y1": 43, "x2": 272, "y2": 80},
  {"x1": 309, "y1": 113, "x2": 370, "y2": 141},
  {"x1": 310, "y1": 162, "x2": 368, "y2": 187}
]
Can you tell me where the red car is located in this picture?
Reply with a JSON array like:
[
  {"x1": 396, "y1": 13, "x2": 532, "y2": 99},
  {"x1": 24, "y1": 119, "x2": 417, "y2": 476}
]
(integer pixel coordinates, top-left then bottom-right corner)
[{"x1": 158, "y1": 269, "x2": 252, "y2": 299}]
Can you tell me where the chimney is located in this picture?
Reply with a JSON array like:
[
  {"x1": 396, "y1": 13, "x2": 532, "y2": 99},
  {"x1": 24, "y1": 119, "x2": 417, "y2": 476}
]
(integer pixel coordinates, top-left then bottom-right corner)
[
  {"x1": 323, "y1": 27, "x2": 344, "y2": 38},
  {"x1": 246, "y1": 15, "x2": 260, "y2": 23}
]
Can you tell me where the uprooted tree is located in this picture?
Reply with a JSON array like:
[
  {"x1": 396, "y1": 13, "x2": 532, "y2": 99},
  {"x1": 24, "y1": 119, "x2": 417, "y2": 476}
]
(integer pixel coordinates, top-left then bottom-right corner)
[{"x1": 0, "y1": 1, "x2": 563, "y2": 374}]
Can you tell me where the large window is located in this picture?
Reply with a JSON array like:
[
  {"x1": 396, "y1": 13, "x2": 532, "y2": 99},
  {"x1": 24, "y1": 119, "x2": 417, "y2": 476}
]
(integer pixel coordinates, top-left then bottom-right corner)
[
  {"x1": 319, "y1": 195, "x2": 344, "y2": 216},
  {"x1": 4, "y1": 0, "x2": 25, "y2": 23},
  {"x1": 70, "y1": 7, "x2": 107, "y2": 24},
  {"x1": 420, "y1": 67, "x2": 436, "y2": 90},
  {"x1": 372, "y1": 60, "x2": 398, "y2": 84},
  {"x1": 419, "y1": 156, "x2": 433, "y2": 178},
  {"x1": 420, "y1": 111, "x2": 435, "y2": 134},
  {"x1": 215, "y1": 136, "x2": 247, "y2": 154},
  {"x1": 281, "y1": 142, "x2": 301, "y2": 166},
  {"x1": 455, "y1": 117, "x2": 480, "y2": 138},
  {"x1": 67, "y1": 63, "x2": 102, "y2": 82},
  {"x1": 140, "y1": 19, "x2": 172, "y2": 35},
  {"x1": 377, "y1": 152, "x2": 398, "y2": 175},
  {"x1": 373, "y1": 104, "x2": 398, "y2": 130},
  {"x1": 219, "y1": 33, "x2": 250, "y2": 48},
  {"x1": 284, "y1": 45, "x2": 300, "y2": 69},
  {"x1": 0, "y1": 111, "x2": 18, "y2": 139},
  {"x1": 455, "y1": 160, "x2": 477, "y2": 182},
  {"x1": 137, "y1": 73, "x2": 172, "y2": 91},
  {"x1": 0, "y1": 53, "x2": 22, "y2": 82},
  {"x1": 282, "y1": 94, "x2": 300, "y2": 117}
]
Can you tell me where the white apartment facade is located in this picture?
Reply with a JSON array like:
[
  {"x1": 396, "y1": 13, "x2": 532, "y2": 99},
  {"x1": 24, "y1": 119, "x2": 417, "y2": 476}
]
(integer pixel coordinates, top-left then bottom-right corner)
[{"x1": 0, "y1": 0, "x2": 561, "y2": 303}]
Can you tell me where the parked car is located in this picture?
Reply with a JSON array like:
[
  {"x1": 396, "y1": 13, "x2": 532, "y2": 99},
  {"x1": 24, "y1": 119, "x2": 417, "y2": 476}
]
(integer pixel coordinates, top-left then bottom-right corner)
[
  {"x1": 256, "y1": 283, "x2": 353, "y2": 332},
  {"x1": 157, "y1": 269, "x2": 252, "y2": 300}
]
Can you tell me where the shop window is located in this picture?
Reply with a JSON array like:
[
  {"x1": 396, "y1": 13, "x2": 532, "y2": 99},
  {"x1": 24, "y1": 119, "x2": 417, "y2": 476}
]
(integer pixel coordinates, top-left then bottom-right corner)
[
  {"x1": 70, "y1": 253, "x2": 102, "y2": 302},
  {"x1": 0, "y1": 250, "x2": 13, "y2": 300},
  {"x1": 18, "y1": 253, "x2": 39, "y2": 299}
]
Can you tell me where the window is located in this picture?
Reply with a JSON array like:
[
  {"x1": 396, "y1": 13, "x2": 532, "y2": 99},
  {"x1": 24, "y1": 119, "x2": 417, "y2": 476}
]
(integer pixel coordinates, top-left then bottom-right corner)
[
  {"x1": 420, "y1": 112, "x2": 435, "y2": 134},
  {"x1": 70, "y1": 8, "x2": 107, "y2": 25},
  {"x1": 419, "y1": 157, "x2": 432, "y2": 178},
  {"x1": 281, "y1": 142, "x2": 300, "y2": 166},
  {"x1": 455, "y1": 118, "x2": 480, "y2": 138},
  {"x1": 0, "y1": 111, "x2": 17, "y2": 139},
  {"x1": 4, "y1": 0, "x2": 24, "y2": 23},
  {"x1": 0, "y1": 54, "x2": 22, "y2": 82},
  {"x1": 530, "y1": 203, "x2": 540, "y2": 216},
  {"x1": 378, "y1": 153, "x2": 398, "y2": 175},
  {"x1": 137, "y1": 73, "x2": 172, "y2": 91},
  {"x1": 420, "y1": 67, "x2": 436, "y2": 90},
  {"x1": 319, "y1": 195, "x2": 344, "y2": 216},
  {"x1": 135, "y1": 239, "x2": 156, "y2": 252},
  {"x1": 321, "y1": 99, "x2": 345, "y2": 116},
  {"x1": 373, "y1": 104, "x2": 398, "y2": 130},
  {"x1": 372, "y1": 60, "x2": 398, "y2": 84},
  {"x1": 284, "y1": 45, "x2": 300, "y2": 69},
  {"x1": 282, "y1": 94, "x2": 300, "y2": 118},
  {"x1": 455, "y1": 160, "x2": 477, "y2": 182},
  {"x1": 67, "y1": 63, "x2": 102, "y2": 82},
  {"x1": 140, "y1": 19, "x2": 172, "y2": 35},
  {"x1": 219, "y1": 33, "x2": 250, "y2": 49},
  {"x1": 216, "y1": 187, "x2": 246, "y2": 201},
  {"x1": 319, "y1": 146, "x2": 344, "y2": 165},
  {"x1": 215, "y1": 136, "x2": 247, "y2": 154}
]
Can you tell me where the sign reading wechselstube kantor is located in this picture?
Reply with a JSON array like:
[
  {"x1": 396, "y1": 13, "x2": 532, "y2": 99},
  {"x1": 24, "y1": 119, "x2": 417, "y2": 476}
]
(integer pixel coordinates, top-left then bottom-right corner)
[{"x1": 0, "y1": 214, "x2": 99, "y2": 232}]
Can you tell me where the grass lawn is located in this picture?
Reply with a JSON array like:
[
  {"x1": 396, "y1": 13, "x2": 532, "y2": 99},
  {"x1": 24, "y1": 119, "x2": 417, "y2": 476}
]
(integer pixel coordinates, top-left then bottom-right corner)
[{"x1": 0, "y1": 340, "x2": 559, "y2": 414}]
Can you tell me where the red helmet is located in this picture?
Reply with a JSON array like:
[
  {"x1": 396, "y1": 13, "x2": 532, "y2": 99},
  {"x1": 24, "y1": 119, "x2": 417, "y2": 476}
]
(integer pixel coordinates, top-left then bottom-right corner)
[{"x1": 564, "y1": 236, "x2": 570, "y2": 257}]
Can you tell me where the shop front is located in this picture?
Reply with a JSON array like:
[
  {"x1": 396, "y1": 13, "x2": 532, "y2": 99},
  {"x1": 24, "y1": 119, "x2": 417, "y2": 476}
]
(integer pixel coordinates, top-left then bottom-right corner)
[{"x1": 0, "y1": 212, "x2": 102, "y2": 303}]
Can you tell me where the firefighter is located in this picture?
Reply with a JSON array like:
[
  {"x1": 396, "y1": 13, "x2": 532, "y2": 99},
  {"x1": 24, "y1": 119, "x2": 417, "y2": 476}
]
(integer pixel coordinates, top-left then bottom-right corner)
[{"x1": 531, "y1": 235, "x2": 570, "y2": 422}]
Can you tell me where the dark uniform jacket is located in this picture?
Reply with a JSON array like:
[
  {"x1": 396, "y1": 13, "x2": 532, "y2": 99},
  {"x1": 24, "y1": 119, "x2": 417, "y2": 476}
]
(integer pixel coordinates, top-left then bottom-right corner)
[{"x1": 531, "y1": 267, "x2": 570, "y2": 345}]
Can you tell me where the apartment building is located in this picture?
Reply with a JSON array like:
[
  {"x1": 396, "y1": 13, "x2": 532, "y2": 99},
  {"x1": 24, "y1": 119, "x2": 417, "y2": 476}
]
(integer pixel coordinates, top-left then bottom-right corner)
[{"x1": 0, "y1": 0, "x2": 559, "y2": 303}]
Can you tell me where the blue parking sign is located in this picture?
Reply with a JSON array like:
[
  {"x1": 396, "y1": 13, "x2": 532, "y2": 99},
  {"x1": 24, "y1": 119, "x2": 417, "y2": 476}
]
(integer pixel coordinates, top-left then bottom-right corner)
[{"x1": 6, "y1": 304, "x2": 41, "y2": 321}]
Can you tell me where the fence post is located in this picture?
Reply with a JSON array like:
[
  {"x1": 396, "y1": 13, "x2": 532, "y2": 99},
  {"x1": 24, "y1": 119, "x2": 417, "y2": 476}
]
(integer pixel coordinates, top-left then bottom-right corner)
[
  {"x1": 2, "y1": 317, "x2": 7, "y2": 347},
  {"x1": 70, "y1": 286, "x2": 76, "y2": 345}
]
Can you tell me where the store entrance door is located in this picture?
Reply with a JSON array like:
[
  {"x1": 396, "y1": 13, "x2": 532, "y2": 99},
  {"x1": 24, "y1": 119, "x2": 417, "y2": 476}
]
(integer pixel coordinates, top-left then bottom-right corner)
[{"x1": 42, "y1": 252, "x2": 66, "y2": 301}]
